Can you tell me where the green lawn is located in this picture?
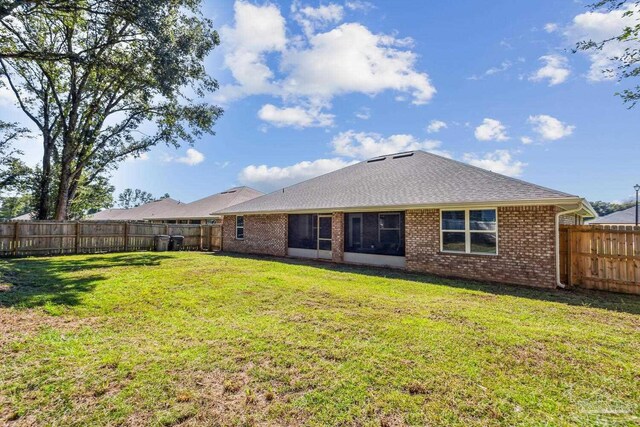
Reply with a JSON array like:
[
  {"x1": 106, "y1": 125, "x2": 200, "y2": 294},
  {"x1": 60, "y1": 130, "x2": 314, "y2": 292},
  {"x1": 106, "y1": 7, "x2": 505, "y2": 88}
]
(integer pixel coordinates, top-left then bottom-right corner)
[{"x1": 0, "y1": 252, "x2": 638, "y2": 426}]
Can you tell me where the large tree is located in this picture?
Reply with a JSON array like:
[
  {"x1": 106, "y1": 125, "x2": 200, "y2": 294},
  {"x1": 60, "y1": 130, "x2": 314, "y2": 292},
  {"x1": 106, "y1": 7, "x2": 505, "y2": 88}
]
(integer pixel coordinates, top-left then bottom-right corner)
[
  {"x1": 0, "y1": 0, "x2": 222, "y2": 220},
  {"x1": 576, "y1": 0, "x2": 640, "y2": 107}
]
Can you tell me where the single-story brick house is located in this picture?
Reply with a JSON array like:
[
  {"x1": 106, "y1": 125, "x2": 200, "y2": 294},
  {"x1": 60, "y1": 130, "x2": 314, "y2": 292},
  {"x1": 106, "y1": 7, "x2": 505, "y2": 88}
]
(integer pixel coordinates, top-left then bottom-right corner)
[
  {"x1": 87, "y1": 186, "x2": 262, "y2": 224},
  {"x1": 217, "y1": 151, "x2": 596, "y2": 289},
  {"x1": 588, "y1": 206, "x2": 637, "y2": 226}
]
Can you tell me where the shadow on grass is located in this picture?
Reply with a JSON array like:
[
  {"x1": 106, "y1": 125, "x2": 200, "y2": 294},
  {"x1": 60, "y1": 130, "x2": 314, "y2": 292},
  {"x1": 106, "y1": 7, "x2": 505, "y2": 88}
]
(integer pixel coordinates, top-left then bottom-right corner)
[
  {"x1": 211, "y1": 252, "x2": 640, "y2": 316},
  {"x1": 0, "y1": 253, "x2": 171, "y2": 308}
]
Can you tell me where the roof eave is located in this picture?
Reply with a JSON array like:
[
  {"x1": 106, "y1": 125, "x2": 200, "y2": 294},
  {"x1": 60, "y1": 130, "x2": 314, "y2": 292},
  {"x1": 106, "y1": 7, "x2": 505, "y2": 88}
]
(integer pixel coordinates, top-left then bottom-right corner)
[{"x1": 216, "y1": 196, "x2": 586, "y2": 215}]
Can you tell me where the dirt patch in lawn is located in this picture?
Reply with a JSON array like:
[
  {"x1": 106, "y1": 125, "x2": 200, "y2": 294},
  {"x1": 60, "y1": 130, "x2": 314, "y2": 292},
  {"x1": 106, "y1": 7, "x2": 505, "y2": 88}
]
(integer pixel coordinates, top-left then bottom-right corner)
[
  {"x1": 162, "y1": 365, "x2": 309, "y2": 427},
  {"x1": 0, "y1": 307, "x2": 96, "y2": 347}
]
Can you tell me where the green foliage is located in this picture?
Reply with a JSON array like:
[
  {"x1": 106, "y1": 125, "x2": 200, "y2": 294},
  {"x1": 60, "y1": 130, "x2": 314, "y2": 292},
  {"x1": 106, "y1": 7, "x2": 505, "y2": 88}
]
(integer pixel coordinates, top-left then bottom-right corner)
[
  {"x1": 0, "y1": 193, "x2": 32, "y2": 219},
  {"x1": 590, "y1": 199, "x2": 635, "y2": 216},
  {"x1": 67, "y1": 175, "x2": 114, "y2": 219},
  {"x1": 576, "y1": 0, "x2": 640, "y2": 107},
  {"x1": 117, "y1": 188, "x2": 155, "y2": 209},
  {"x1": 0, "y1": 253, "x2": 638, "y2": 425},
  {"x1": 0, "y1": 0, "x2": 223, "y2": 219},
  {"x1": 0, "y1": 121, "x2": 30, "y2": 195}
]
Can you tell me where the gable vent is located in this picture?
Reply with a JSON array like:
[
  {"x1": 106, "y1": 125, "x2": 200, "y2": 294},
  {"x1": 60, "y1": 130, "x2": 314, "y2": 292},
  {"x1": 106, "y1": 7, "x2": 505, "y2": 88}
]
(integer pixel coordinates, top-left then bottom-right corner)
[
  {"x1": 367, "y1": 156, "x2": 386, "y2": 163},
  {"x1": 392, "y1": 152, "x2": 414, "y2": 159}
]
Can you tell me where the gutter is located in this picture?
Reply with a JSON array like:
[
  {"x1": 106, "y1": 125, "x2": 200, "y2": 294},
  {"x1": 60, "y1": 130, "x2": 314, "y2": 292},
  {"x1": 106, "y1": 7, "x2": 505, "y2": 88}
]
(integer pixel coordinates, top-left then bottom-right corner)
[{"x1": 555, "y1": 201, "x2": 586, "y2": 289}]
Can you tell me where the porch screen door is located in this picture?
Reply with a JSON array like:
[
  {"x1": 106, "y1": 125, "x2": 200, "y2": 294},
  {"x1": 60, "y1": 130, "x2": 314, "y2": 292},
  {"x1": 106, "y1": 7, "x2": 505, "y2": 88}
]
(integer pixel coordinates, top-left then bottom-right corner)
[{"x1": 317, "y1": 215, "x2": 332, "y2": 252}]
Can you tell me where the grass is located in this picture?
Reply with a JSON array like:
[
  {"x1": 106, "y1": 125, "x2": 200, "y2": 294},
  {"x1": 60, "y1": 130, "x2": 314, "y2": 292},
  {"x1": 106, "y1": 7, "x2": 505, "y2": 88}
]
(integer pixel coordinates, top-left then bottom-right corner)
[{"x1": 0, "y1": 252, "x2": 639, "y2": 426}]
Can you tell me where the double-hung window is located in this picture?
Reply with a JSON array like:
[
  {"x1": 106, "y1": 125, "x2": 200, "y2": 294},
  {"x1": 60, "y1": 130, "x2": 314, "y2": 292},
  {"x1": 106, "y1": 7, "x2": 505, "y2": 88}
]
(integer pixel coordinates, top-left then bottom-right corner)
[
  {"x1": 441, "y1": 209, "x2": 497, "y2": 254},
  {"x1": 235, "y1": 215, "x2": 245, "y2": 240}
]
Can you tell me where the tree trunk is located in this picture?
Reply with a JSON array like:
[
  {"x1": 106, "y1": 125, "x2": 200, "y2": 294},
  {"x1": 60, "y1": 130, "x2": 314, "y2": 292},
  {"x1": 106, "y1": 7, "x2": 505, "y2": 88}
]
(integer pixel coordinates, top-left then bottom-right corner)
[
  {"x1": 53, "y1": 170, "x2": 69, "y2": 220},
  {"x1": 35, "y1": 133, "x2": 53, "y2": 220}
]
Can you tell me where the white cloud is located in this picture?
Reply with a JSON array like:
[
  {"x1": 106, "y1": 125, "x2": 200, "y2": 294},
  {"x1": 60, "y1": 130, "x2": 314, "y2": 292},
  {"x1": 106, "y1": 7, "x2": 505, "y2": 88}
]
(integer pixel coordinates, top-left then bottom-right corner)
[
  {"x1": 292, "y1": 2, "x2": 344, "y2": 37},
  {"x1": 468, "y1": 60, "x2": 513, "y2": 80},
  {"x1": 544, "y1": 23, "x2": 558, "y2": 33},
  {"x1": 474, "y1": 118, "x2": 509, "y2": 142},
  {"x1": 355, "y1": 107, "x2": 370, "y2": 120},
  {"x1": 529, "y1": 55, "x2": 571, "y2": 86},
  {"x1": 345, "y1": 1, "x2": 374, "y2": 12},
  {"x1": 528, "y1": 114, "x2": 575, "y2": 140},
  {"x1": 171, "y1": 148, "x2": 205, "y2": 166},
  {"x1": 485, "y1": 60, "x2": 513, "y2": 76},
  {"x1": 238, "y1": 157, "x2": 356, "y2": 190},
  {"x1": 463, "y1": 150, "x2": 526, "y2": 177},
  {"x1": 566, "y1": 4, "x2": 639, "y2": 81},
  {"x1": 281, "y1": 23, "x2": 435, "y2": 105},
  {"x1": 125, "y1": 152, "x2": 149, "y2": 162},
  {"x1": 218, "y1": 1, "x2": 286, "y2": 100},
  {"x1": 258, "y1": 104, "x2": 334, "y2": 128},
  {"x1": 218, "y1": 1, "x2": 435, "y2": 109},
  {"x1": 426, "y1": 119, "x2": 447, "y2": 134},
  {"x1": 331, "y1": 130, "x2": 446, "y2": 159},
  {"x1": 520, "y1": 136, "x2": 533, "y2": 145},
  {"x1": 0, "y1": 82, "x2": 16, "y2": 107}
]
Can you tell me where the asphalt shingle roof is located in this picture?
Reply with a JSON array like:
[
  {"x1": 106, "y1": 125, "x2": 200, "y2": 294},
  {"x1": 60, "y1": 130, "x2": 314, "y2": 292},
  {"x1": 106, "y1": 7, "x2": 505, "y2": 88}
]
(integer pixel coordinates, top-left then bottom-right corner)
[
  {"x1": 218, "y1": 151, "x2": 580, "y2": 214},
  {"x1": 589, "y1": 206, "x2": 638, "y2": 224},
  {"x1": 87, "y1": 187, "x2": 263, "y2": 221},
  {"x1": 87, "y1": 198, "x2": 183, "y2": 221},
  {"x1": 148, "y1": 187, "x2": 263, "y2": 220}
]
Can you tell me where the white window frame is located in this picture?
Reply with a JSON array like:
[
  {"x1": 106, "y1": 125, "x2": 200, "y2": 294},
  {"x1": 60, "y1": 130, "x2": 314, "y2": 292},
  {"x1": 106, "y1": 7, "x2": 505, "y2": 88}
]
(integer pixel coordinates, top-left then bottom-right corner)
[
  {"x1": 235, "y1": 215, "x2": 245, "y2": 240},
  {"x1": 440, "y1": 208, "x2": 498, "y2": 255}
]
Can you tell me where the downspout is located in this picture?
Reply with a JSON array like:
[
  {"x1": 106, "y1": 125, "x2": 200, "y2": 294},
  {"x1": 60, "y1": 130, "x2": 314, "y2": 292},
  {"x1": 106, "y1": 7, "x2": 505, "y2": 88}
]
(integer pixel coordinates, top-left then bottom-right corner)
[{"x1": 555, "y1": 202, "x2": 584, "y2": 289}]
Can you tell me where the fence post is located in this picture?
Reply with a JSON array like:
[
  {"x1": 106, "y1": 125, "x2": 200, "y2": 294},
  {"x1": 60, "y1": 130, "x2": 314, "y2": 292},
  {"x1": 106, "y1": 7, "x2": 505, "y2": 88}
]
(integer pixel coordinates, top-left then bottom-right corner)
[
  {"x1": 199, "y1": 225, "x2": 203, "y2": 251},
  {"x1": 567, "y1": 227, "x2": 573, "y2": 287},
  {"x1": 12, "y1": 222, "x2": 18, "y2": 256},
  {"x1": 124, "y1": 222, "x2": 129, "y2": 252},
  {"x1": 75, "y1": 222, "x2": 80, "y2": 254}
]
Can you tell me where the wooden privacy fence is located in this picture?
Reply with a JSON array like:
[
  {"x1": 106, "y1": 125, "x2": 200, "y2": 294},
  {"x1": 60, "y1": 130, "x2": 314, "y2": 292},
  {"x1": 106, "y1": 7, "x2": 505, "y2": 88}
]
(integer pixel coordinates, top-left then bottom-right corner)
[
  {"x1": 559, "y1": 225, "x2": 640, "y2": 294},
  {"x1": 0, "y1": 221, "x2": 222, "y2": 257}
]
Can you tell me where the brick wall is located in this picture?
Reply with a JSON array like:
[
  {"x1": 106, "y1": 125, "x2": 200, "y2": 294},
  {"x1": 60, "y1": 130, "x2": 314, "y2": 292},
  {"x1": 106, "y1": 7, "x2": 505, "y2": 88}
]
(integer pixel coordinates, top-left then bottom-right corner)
[
  {"x1": 405, "y1": 206, "x2": 559, "y2": 288},
  {"x1": 559, "y1": 213, "x2": 581, "y2": 225},
  {"x1": 222, "y1": 207, "x2": 561, "y2": 289},
  {"x1": 222, "y1": 214, "x2": 287, "y2": 257},
  {"x1": 331, "y1": 212, "x2": 344, "y2": 262}
]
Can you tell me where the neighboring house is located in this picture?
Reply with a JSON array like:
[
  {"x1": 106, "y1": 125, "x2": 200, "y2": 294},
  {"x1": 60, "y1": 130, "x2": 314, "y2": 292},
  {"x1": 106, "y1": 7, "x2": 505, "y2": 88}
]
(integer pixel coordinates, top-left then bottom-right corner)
[
  {"x1": 217, "y1": 151, "x2": 596, "y2": 289},
  {"x1": 87, "y1": 186, "x2": 263, "y2": 224},
  {"x1": 87, "y1": 197, "x2": 184, "y2": 221},
  {"x1": 148, "y1": 186, "x2": 263, "y2": 224},
  {"x1": 588, "y1": 206, "x2": 638, "y2": 225},
  {"x1": 11, "y1": 212, "x2": 34, "y2": 221}
]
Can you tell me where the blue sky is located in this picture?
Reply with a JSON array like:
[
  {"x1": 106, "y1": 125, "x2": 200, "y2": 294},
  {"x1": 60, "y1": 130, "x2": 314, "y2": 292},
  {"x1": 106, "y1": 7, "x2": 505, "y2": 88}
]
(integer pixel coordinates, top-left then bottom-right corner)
[{"x1": 3, "y1": 0, "x2": 639, "y2": 204}]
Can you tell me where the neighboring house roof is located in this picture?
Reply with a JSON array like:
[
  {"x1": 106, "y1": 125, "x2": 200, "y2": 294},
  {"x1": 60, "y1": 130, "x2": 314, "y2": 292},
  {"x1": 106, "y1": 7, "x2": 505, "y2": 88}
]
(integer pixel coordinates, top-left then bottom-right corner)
[
  {"x1": 11, "y1": 212, "x2": 34, "y2": 221},
  {"x1": 147, "y1": 186, "x2": 263, "y2": 220},
  {"x1": 87, "y1": 198, "x2": 183, "y2": 221},
  {"x1": 589, "y1": 206, "x2": 637, "y2": 225},
  {"x1": 218, "y1": 151, "x2": 591, "y2": 215}
]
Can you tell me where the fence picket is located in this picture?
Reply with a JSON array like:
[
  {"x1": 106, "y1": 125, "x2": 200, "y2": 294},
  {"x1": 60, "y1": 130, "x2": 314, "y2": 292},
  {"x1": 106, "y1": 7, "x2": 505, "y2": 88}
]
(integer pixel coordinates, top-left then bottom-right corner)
[
  {"x1": 561, "y1": 225, "x2": 640, "y2": 294},
  {"x1": 0, "y1": 221, "x2": 222, "y2": 257}
]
